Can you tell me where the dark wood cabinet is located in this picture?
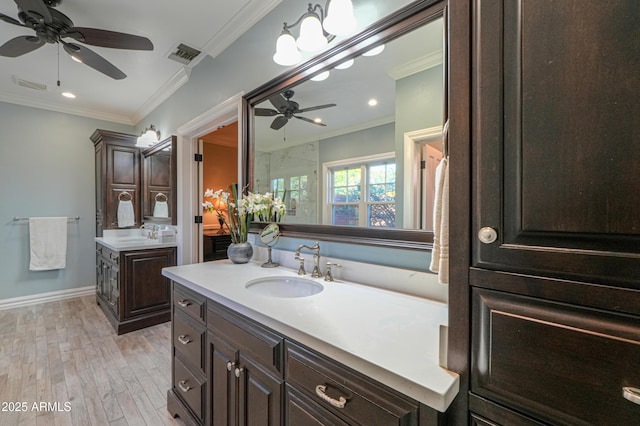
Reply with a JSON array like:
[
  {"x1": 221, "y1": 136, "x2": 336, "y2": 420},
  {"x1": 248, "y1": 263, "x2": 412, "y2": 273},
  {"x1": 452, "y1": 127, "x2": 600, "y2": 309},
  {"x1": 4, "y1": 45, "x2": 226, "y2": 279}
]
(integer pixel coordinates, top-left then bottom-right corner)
[
  {"x1": 203, "y1": 232, "x2": 232, "y2": 261},
  {"x1": 168, "y1": 282, "x2": 443, "y2": 426},
  {"x1": 96, "y1": 243, "x2": 175, "y2": 334},
  {"x1": 465, "y1": 1, "x2": 640, "y2": 424},
  {"x1": 92, "y1": 129, "x2": 141, "y2": 236}
]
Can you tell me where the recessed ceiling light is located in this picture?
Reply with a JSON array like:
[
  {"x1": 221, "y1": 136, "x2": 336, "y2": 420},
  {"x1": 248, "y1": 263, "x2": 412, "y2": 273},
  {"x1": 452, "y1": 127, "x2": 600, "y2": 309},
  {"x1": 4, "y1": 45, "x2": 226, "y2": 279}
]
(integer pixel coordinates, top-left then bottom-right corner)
[
  {"x1": 62, "y1": 92, "x2": 76, "y2": 99},
  {"x1": 363, "y1": 44, "x2": 385, "y2": 57},
  {"x1": 335, "y1": 58, "x2": 354, "y2": 70},
  {"x1": 368, "y1": 98, "x2": 378, "y2": 106},
  {"x1": 311, "y1": 71, "x2": 330, "y2": 81},
  {"x1": 314, "y1": 118, "x2": 322, "y2": 123}
]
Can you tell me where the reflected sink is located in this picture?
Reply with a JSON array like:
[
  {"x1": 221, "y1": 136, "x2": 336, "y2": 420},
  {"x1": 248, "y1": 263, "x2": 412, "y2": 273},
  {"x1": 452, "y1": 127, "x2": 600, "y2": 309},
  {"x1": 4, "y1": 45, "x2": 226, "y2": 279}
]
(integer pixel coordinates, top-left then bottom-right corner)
[
  {"x1": 245, "y1": 276, "x2": 324, "y2": 298},
  {"x1": 116, "y1": 237, "x2": 150, "y2": 242}
]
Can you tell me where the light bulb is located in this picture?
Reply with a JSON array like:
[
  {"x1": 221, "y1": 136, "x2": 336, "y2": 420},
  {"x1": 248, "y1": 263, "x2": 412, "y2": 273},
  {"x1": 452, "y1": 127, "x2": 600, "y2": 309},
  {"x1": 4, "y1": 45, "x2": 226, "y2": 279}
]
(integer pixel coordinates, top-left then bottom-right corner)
[
  {"x1": 311, "y1": 71, "x2": 330, "y2": 82},
  {"x1": 335, "y1": 58, "x2": 354, "y2": 70},
  {"x1": 323, "y1": 0, "x2": 356, "y2": 36},
  {"x1": 363, "y1": 44, "x2": 385, "y2": 57},
  {"x1": 273, "y1": 29, "x2": 301, "y2": 66},
  {"x1": 297, "y1": 12, "x2": 327, "y2": 52}
]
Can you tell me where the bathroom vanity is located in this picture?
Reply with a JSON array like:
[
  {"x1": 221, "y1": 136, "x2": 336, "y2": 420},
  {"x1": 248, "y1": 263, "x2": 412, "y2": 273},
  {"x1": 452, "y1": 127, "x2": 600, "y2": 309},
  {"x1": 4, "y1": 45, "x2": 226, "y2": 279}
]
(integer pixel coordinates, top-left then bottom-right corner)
[
  {"x1": 163, "y1": 260, "x2": 458, "y2": 425},
  {"x1": 95, "y1": 232, "x2": 177, "y2": 334}
]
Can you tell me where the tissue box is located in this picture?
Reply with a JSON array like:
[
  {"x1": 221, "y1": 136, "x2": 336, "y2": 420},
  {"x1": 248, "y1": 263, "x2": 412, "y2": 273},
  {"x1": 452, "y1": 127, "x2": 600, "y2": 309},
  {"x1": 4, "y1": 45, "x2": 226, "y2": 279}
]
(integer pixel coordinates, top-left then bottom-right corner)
[{"x1": 158, "y1": 229, "x2": 176, "y2": 244}]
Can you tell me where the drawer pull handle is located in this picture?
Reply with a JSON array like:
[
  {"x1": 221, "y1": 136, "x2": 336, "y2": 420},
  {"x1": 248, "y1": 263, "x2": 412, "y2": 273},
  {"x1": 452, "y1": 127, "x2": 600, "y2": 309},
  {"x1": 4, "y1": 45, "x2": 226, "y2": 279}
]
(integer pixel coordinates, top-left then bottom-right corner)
[
  {"x1": 234, "y1": 367, "x2": 244, "y2": 378},
  {"x1": 226, "y1": 361, "x2": 236, "y2": 371},
  {"x1": 177, "y1": 299, "x2": 191, "y2": 307},
  {"x1": 178, "y1": 380, "x2": 191, "y2": 393},
  {"x1": 177, "y1": 335, "x2": 191, "y2": 345},
  {"x1": 623, "y1": 387, "x2": 640, "y2": 406},
  {"x1": 315, "y1": 384, "x2": 347, "y2": 409}
]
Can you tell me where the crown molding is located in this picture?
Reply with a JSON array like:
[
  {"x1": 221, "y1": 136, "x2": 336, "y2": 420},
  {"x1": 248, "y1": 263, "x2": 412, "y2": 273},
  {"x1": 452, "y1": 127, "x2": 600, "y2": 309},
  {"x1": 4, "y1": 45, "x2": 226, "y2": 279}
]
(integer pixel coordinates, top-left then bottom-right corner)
[
  {"x1": 0, "y1": 92, "x2": 134, "y2": 125},
  {"x1": 386, "y1": 50, "x2": 443, "y2": 81},
  {"x1": 131, "y1": 67, "x2": 191, "y2": 124}
]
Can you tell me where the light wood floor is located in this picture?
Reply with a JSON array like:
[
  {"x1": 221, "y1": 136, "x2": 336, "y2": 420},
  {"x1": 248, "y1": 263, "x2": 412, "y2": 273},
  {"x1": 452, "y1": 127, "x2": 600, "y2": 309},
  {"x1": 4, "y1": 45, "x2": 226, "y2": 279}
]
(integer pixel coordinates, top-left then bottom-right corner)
[{"x1": 0, "y1": 295, "x2": 182, "y2": 426}]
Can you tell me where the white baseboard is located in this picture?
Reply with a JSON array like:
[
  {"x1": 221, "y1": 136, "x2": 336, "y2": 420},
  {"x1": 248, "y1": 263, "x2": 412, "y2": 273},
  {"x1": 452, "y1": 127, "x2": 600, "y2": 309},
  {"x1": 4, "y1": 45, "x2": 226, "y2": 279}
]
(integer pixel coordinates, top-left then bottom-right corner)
[{"x1": 0, "y1": 286, "x2": 95, "y2": 311}]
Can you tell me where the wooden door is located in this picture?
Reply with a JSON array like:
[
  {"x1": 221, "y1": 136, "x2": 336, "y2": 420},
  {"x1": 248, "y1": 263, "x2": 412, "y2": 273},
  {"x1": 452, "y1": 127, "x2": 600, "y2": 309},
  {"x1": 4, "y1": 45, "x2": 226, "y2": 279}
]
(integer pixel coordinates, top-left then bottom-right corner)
[
  {"x1": 121, "y1": 248, "x2": 174, "y2": 319},
  {"x1": 237, "y1": 352, "x2": 282, "y2": 426},
  {"x1": 209, "y1": 332, "x2": 236, "y2": 426},
  {"x1": 472, "y1": 0, "x2": 640, "y2": 288}
]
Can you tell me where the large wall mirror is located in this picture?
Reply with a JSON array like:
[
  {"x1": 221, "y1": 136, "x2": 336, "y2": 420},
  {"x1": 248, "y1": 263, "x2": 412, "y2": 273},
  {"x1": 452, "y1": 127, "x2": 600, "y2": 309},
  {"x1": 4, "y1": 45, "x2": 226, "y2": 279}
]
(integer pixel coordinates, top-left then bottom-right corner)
[
  {"x1": 142, "y1": 135, "x2": 177, "y2": 225},
  {"x1": 245, "y1": 1, "x2": 445, "y2": 250}
]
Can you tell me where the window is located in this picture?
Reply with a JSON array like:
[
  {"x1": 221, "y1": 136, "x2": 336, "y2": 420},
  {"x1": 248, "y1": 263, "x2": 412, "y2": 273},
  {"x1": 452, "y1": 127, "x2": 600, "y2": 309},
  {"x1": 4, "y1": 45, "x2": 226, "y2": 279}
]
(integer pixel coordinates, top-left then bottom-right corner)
[
  {"x1": 325, "y1": 153, "x2": 396, "y2": 227},
  {"x1": 271, "y1": 175, "x2": 308, "y2": 211}
]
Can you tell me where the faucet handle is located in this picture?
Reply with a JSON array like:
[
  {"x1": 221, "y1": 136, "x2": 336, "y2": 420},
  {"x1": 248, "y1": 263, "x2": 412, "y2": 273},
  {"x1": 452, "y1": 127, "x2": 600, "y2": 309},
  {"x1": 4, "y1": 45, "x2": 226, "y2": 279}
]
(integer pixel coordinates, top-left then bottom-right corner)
[
  {"x1": 295, "y1": 256, "x2": 306, "y2": 275},
  {"x1": 324, "y1": 262, "x2": 341, "y2": 282}
]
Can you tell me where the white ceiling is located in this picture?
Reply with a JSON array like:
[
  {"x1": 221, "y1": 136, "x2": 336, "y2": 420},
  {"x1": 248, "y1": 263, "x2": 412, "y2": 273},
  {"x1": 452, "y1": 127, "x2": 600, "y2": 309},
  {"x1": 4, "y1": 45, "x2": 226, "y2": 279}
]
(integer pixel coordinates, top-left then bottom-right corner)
[{"x1": 0, "y1": 0, "x2": 281, "y2": 124}]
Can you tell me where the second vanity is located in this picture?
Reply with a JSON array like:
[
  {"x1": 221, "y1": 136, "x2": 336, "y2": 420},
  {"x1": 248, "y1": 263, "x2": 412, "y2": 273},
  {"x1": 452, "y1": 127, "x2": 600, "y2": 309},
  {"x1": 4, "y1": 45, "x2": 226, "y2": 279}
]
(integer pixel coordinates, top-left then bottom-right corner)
[
  {"x1": 163, "y1": 253, "x2": 459, "y2": 425},
  {"x1": 95, "y1": 229, "x2": 177, "y2": 334}
]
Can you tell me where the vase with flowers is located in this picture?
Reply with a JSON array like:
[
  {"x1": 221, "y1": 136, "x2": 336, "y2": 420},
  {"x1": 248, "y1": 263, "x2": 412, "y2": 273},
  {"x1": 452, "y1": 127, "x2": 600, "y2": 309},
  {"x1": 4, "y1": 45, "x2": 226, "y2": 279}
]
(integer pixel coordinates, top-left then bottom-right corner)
[{"x1": 203, "y1": 184, "x2": 285, "y2": 264}]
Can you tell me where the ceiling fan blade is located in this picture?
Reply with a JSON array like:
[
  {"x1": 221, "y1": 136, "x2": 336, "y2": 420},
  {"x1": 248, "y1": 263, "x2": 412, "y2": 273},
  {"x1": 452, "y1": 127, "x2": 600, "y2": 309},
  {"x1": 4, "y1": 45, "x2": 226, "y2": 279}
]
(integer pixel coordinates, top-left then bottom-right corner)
[
  {"x1": 295, "y1": 115, "x2": 327, "y2": 126},
  {"x1": 62, "y1": 42, "x2": 126, "y2": 80},
  {"x1": 63, "y1": 27, "x2": 153, "y2": 50},
  {"x1": 0, "y1": 35, "x2": 44, "y2": 57},
  {"x1": 0, "y1": 12, "x2": 27, "y2": 27},
  {"x1": 298, "y1": 103, "x2": 337, "y2": 113},
  {"x1": 271, "y1": 116, "x2": 289, "y2": 130},
  {"x1": 255, "y1": 108, "x2": 280, "y2": 117},
  {"x1": 13, "y1": 0, "x2": 52, "y2": 24},
  {"x1": 268, "y1": 93, "x2": 289, "y2": 112}
]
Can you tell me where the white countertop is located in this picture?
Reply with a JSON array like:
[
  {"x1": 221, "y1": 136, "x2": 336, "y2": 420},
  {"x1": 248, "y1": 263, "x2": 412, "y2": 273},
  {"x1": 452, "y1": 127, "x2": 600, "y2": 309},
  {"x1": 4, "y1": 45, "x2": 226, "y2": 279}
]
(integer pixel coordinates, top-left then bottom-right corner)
[
  {"x1": 162, "y1": 260, "x2": 459, "y2": 412},
  {"x1": 95, "y1": 229, "x2": 177, "y2": 251}
]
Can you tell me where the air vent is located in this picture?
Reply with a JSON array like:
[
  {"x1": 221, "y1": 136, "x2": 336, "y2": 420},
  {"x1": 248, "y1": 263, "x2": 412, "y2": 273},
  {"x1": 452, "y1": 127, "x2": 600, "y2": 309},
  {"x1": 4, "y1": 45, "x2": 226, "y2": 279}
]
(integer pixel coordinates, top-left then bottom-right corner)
[
  {"x1": 14, "y1": 77, "x2": 47, "y2": 91},
  {"x1": 168, "y1": 43, "x2": 202, "y2": 65}
]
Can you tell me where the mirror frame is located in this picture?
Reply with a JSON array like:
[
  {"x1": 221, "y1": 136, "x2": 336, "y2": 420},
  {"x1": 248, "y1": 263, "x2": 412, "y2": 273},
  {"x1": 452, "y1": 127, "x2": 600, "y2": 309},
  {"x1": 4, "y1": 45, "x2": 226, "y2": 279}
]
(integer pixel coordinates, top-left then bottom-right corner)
[
  {"x1": 142, "y1": 135, "x2": 177, "y2": 225},
  {"x1": 243, "y1": 0, "x2": 445, "y2": 251}
]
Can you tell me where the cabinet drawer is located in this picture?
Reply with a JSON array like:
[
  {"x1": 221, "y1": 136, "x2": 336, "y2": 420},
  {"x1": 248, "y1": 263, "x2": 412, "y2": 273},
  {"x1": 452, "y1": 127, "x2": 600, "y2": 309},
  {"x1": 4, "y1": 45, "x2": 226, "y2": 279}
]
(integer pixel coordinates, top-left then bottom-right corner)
[
  {"x1": 286, "y1": 383, "x2": 350, "y2": 426},
  {"x1": 173, "y1": 357, "x2": 206, "y2": 422},
  {"x1": 208, "y1": 302, "x2": 284, "y2": 377},
  {"x1": 472, "y1": 288, "x2": 640, "y2": 425},
  {"x1": 173, "y1": 311, "x2": 205, "y2": 373},
  {"x1": 286, "y1": 342, "x2": 419, "y2": 426},
  {"x1": 173, "y1": 284, "x2": 205, "y2": 323}
]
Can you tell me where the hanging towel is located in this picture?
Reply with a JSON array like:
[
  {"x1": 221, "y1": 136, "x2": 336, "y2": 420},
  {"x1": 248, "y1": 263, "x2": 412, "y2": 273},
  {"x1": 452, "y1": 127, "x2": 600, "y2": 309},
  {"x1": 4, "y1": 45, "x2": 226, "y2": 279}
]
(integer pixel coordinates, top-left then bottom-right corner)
[
  {"x1": 429, "y1": 157, "x2": 449, "y2": 284},
  {"x1": 117, "y1": 199, "x2": 135, "y2": 227},
  {"x1": 29, "y1": 217, "x2": 67, "y2": 271},
  {"x1": 153, "y1": 200, "x2": 169, "y2": 217}
]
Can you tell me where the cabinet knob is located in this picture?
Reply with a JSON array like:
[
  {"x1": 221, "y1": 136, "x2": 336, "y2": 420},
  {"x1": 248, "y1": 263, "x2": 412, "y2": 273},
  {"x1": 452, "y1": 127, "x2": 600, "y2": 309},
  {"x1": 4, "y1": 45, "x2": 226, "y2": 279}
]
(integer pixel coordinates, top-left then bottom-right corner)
[
  {"x1": 234, "y1": 367, "x2": 244, "y2": 378},
  {"x1": 177, "y1": 335, "x2": 191, "y2": 345},
  {"x1": 623, "y1": 387, "x2": 640, "y2": 406},
  {"x1": 226, "y1": 361, "x2": 235, "y2": 371},
  {"x1": 478, "y1": 227, "x2": 498, "y2": 244}
]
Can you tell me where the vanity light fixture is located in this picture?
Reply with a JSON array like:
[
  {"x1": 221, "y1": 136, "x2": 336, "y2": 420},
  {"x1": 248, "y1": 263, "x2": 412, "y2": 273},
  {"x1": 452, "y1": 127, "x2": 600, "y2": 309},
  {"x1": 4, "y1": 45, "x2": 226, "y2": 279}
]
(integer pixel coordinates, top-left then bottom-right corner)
[
  {"x1": 362, "y1": 44, "x2": 385, "y2": 57},
  {"x1": 136, "y1": 124, "x2": 161, "y2": 148},
  {"x1": 311, "y1": 70, "x2": 330, "y2": 81},
  {"x1": 273, "y1": 0, "x2": 356, "y2": 66}
]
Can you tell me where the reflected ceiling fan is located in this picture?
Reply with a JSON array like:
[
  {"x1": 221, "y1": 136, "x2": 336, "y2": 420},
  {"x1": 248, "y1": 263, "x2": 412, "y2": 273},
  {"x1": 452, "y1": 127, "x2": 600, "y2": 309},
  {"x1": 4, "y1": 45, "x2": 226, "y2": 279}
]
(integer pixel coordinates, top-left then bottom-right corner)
[
  {"x1": 255, "y1": 89, "x2": 336, "y2": 130},
  {"x1": 0, "y1": 0, "x2": 153, "y2": 80}
]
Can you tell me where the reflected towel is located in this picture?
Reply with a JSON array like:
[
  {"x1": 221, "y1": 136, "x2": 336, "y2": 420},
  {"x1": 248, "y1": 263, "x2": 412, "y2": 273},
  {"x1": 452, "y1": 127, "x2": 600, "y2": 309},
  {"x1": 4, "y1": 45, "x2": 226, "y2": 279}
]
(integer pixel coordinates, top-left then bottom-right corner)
[
  {"x1": 117, "y1": 199, "x2": 135, "y2": 228},
  {"x1": 429, "y1": 157, "x2": 449, "y2": 284},
  {"x1": 153, "y1": 200, "x2": 169, "y2": 218},
  {"x1": 29, "y1": 217, "x2": 67, "y2": 271}
]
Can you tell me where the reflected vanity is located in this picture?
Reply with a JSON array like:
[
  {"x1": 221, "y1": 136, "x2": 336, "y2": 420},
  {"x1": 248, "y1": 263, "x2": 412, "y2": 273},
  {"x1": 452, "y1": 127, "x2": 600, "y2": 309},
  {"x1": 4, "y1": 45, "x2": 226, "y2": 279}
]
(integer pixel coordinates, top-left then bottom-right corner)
[{"x1": 244, "y1": 5, "x2": 446, "y2": 250}]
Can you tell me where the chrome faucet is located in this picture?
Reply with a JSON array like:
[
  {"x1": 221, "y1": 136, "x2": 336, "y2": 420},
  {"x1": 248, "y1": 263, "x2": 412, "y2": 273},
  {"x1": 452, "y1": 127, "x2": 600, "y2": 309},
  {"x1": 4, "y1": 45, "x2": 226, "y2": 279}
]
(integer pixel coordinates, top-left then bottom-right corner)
[{"x1": 295, "y1": 241, "x2": 321, "y2": 278}]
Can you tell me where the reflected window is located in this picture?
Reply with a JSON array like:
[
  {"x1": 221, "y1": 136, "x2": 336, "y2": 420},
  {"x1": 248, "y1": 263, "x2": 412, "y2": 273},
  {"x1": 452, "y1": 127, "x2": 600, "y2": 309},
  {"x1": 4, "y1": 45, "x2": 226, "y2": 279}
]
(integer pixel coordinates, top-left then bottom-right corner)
[
  {"x1": 272, "y1": 175, "x2": 309, "y2": 213},
  {"x1": 327, "y1": 155, "x2": 396, "y2": 227}
]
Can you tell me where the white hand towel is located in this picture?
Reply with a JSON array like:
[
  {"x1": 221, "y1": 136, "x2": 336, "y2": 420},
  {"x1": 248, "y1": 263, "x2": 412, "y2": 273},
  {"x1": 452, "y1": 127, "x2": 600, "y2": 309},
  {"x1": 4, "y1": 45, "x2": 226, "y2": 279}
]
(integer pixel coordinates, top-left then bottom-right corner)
[
  {"x1": 153, "y1": 200, "x2": 169, "y2": 217},
  {"x1": 29, "y1": 217, "x2": 67, "y2": 271},
  {"x1": 117, "y1": 199, "x2": 135, "y2": 228},
  {"x1": 429, "y1": 157, "x2": 449, "y2": 284}
]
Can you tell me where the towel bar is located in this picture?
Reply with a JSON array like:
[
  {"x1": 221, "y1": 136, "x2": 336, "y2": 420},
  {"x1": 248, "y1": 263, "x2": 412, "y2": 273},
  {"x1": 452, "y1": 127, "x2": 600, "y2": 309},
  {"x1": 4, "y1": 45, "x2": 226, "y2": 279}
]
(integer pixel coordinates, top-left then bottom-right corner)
[{"x1": 13, "y1": 216, "x2": 80, "y2": 222}]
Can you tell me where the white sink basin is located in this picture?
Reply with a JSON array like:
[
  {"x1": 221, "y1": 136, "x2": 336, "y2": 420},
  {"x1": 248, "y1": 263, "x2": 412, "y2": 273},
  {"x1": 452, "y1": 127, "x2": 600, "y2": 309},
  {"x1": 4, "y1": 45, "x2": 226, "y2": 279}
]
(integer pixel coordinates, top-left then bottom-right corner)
[
  {"x1": 245, "y1": 276, "x2": 324, "y2": 298},
  {"x1": 116, "y1": 237, "x2": 150, "y2": 242}
]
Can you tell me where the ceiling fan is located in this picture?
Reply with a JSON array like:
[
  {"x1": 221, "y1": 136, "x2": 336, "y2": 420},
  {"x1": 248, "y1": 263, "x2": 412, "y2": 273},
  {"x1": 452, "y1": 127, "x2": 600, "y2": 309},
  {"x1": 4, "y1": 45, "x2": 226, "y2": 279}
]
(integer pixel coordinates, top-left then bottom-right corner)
[
  {"x1": 255, "y1": 89, "x2": 336, "y2": 130},
  {"x1": 0, "y1": 0, "x2": 153, "y2": 80}
]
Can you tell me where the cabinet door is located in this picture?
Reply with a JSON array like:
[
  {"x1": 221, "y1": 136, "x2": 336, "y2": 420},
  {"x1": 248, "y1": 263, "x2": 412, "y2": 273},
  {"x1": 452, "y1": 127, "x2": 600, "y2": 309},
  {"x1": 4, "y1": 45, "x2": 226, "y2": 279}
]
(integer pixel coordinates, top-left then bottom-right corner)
[
  {"x1": 472, "y1": 0, "x2": 640, "y2": 287},
  {"x1": 237, "y1": 352, "x2": 282, "y2": 426},
  {"x1": 121, "y1": 248, "x2": 174, "y2": 319},
  {"x1": 209, "y1": 331, "x2": 236, "y2": 426},
  {"x1": 105, "y1": 144, "x2": 140, "y2": 229}
]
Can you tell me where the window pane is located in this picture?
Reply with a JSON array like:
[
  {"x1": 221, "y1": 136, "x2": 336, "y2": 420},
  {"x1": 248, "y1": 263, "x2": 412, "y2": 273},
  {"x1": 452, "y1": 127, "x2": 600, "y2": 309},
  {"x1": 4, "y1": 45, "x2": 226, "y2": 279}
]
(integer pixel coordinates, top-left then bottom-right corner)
[
  {"x1": 369, "y1": 164, "x2": 386, "y2": 184},
  {"x1": 347, "y1": 185, "x2": 361, "y2": 202},
  {"x1": 369, "y1": 203, "x2": 396, "y2": 227},
  {"x1": 369, "y1": 184, "x2": 386, "y2": 201},
  {"x1": 334, "y1": 170, "x2": 347, "y2": 187},
  {"x1": 291, "y1": 176, "x2": 300, "y2": 187},
  {"x1": 347, "y1": 168, "x2": 361, "y2": 186},
  {"x1": 333, "y1": 205, "x2": 359, "y2": 226},
  {"x1": 334, "y1": 187, "x2": 347, "y2": 202},
  {"x1": 387, "y1": 164, "x2": 396, "y2": 183},
  {"x1": 386, "y1": 183, "x2": 396, "y2": 201}
]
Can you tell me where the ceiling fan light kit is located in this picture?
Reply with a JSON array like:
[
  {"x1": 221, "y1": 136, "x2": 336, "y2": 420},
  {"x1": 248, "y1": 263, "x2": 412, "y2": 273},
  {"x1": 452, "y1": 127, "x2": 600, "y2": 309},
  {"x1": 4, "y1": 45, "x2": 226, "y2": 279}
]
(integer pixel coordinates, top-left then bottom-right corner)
[
  {"x1": 273, "y1": 0, "x2": 356, "y2": 66},
  {"x1": 0, "y1": 0, "x2": 154, "y2": 80}
]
